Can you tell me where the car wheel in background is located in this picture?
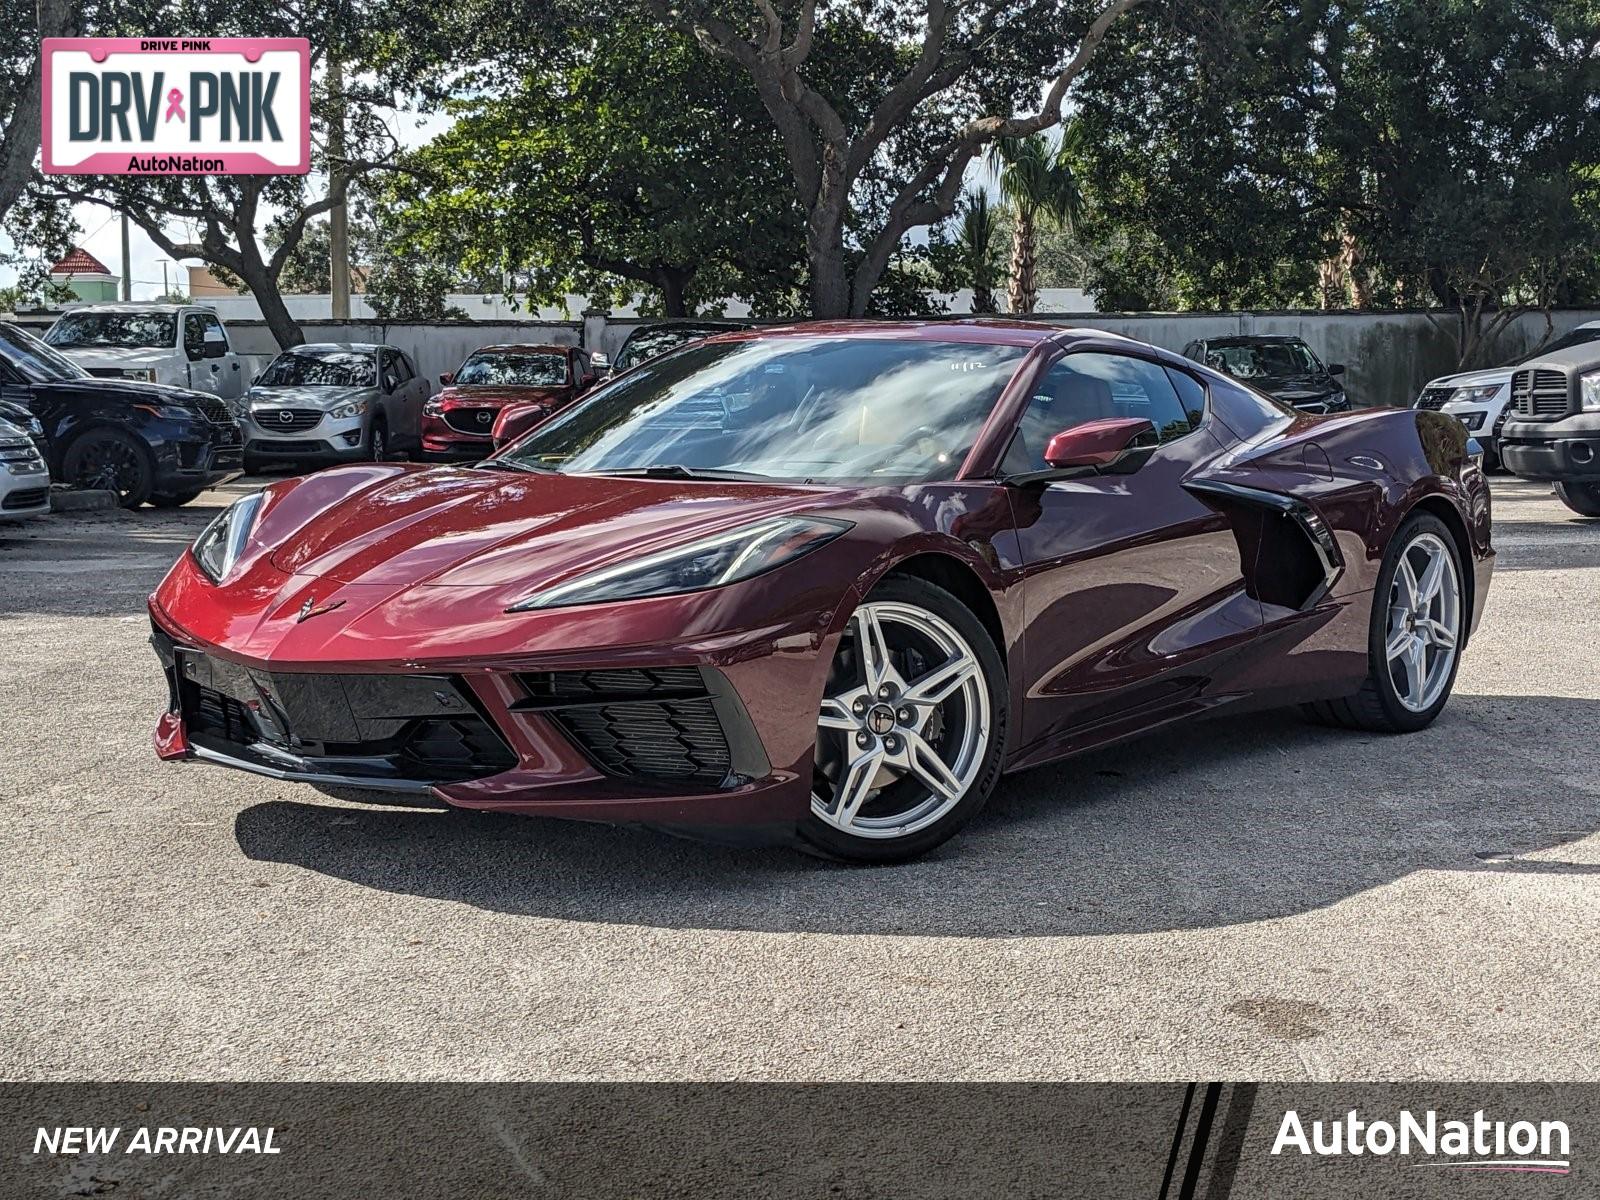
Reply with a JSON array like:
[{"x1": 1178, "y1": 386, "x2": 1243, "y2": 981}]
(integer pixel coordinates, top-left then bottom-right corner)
[
  {"x1": 62, "y1": 428, "x2": 154, "y2": 508},
  {"x1": 1302, "y1": 511, "x2": 1464, "y2": 733},
  {"x1": 147, "y1": 490, "x2": 205, "y2": 508},
  {"x1": 1554, "y1": 481, "x2": 1600, "y2": 517},
  {"x1": 801, "y1": 576, "x2": 1007, "y2": 863},
  {"x1": 368, "y1": 418, "x2": 389, "y2": 462}
]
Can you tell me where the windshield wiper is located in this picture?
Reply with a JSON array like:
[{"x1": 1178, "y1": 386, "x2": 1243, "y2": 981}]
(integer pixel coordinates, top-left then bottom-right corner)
[
  {"x1": 475, "y1": 459, "x2": 551, "y2": 474},
  {"x1": 595, "y1": 464, "x2": 770, "y2": 481}
]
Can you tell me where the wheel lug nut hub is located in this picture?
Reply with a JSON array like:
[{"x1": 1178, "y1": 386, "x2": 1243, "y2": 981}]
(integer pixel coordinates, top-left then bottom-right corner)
[
  {"x1": 897, "y1": 707, "x2": 912, "y2": 724},
  {"x1": 855, "y1": 731, "x2": 872, "y2": 749}
]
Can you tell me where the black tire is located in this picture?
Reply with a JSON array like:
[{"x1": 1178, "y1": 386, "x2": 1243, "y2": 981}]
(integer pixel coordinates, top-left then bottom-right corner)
[
  {"x1": 1554, "y1": 481, "x2": 1600, "y2": 517},
  {"x1": 798, "y1": 575, "x2": 1008, "y2": 864},
  {"x1": 62, "y1": 427, "x2": 154, "y2": 508},
  {"x1": 147, "y1": 489, "x2": 205, "y2": 508},
  {"x1": 1301, "y1": 511, "x2": 1464, "y2": 734},
  {"x1": 368, "y1": 417, "x2": 389, "y2": 462}
]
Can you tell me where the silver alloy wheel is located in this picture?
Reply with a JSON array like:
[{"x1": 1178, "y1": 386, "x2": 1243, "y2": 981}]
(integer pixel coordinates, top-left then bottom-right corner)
[
  {"x1": 811, "y1": 600, "x2": 991, "y2": 839},
  {"x1": 1384, "y1": 531, "x2": 1461, "y2": 712}
]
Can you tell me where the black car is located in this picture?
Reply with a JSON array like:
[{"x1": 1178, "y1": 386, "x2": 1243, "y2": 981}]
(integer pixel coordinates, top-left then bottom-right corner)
[
  {"x1": 1182, "y1": 335, "x2": 1351, "y2": 412},
  {"x1": 607, "y1": 320, "x2": 754, "y2": 375},
  {"x1": 0, "y1": 322, "x2": 242, "y2": 507},
  {"x1": 1498, "y1": 340, "x2": 1600, "y2": 516}
]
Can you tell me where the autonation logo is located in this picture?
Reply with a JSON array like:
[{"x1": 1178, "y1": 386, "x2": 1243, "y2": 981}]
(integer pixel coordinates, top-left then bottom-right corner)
[{"x1": 1273, "y1": 1108, "x2": 1572, "y2": 1174}]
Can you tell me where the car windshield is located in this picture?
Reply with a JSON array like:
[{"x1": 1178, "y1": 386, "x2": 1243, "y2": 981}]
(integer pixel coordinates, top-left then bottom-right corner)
[
  {"x1": 1206, "y1": 341, "x2": 1321, "y2": 378},
  {"x1": 259, "y1": 349, "x2": 376, "y2": 388},
  {"x1": 498, "y1": 336, "x2": 1025, "y2": 483},
  {"x1": 1510, "y1": 327, "x2": 1600, "y2": 366},
  {"x1": 45, "y1": 311, "x2": 177, "y2": 349},
  {"x1": 456, "y1": 351, "x2": 568, "y2": 386},
  {"x1": 615, "y1": 327, "x2": 730, "y2": 371},
  {"x1": 0, "y1": 321, "x2": 91, "y2": 382}
]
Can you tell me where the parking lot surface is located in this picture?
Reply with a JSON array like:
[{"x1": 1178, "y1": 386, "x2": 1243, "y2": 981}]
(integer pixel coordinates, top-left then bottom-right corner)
[{"x1": 2, "y1": 475, "x2": 1597, "y2": 1081}]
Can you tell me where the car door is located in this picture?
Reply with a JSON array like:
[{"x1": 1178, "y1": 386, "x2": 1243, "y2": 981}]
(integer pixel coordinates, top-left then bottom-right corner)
[
  {"x1": 181, "y1": 313, "x2": 211, "y2": 394},
  {"x1": 394, "y1": 350, "x2": 425, "y2": 446},
  {"x1": 1004, "y1": 349, "x2": 1263, "y2": 751},
  {"x1": 200, "y1": 312, "x2": 245, "y2": 402}
]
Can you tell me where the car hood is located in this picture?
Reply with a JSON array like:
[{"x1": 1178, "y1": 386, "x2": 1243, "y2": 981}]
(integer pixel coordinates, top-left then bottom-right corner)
[
  {"x1": 49, "y1": 344, "x2": 173, "y2": 366},
  {"x1": 250, "y1": 385, "x2": 378, "y2": 408},
  {"x1": 443, "y1": 384, "x2": 573, "y2": 406},
  {"x1": 1251, "y1": 373, "x2": 1340, "y2": 401},
  {"x1": 1422, "y1": 366, "x2": 1511, "y2": 392},
  {"x1": 260, "y1": 463, "x2": 830, "y2": 598},
  {"x1": 33, "y1": 376, "x2": 215, "y2": 406}
]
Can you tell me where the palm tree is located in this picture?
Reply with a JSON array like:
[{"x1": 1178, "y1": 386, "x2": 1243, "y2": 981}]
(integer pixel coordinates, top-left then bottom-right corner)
[
  {"x1": 988, "y1": 128, "x2": 1083, "y2": 315},
  {"x1": 959, "y1": 189, "x2": 1001, "y2": 314}
]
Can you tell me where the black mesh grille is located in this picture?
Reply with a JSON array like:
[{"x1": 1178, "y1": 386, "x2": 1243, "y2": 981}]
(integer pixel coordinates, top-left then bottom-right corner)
[
  {"x1": 555, "y1": 699, "x2": 731, "y2": 786},
  {"x1": 398, "y1": 718, "x2": 517, "y2": 779},
  {"x1": 1415, "y1": 387, "x2": 1453, "y2": 411},
  {"x1": 191, "y1": 395, "x2": 233, "y2": 425},
  {"x1": 444, "y1": 407, "x2": 501, "y2": 435},
  {"x1": 520, "y1": 668, "x2": 735, "y2": 787},
  {"x1": 2, "y1": 487, "x2": 48, "y2": 511},
  {"x1": 253, "y1": 408, "x2": 324, "y2": 432}
]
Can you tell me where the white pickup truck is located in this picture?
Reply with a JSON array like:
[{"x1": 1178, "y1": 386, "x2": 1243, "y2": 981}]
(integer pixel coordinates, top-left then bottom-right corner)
[{"x1": 42, "y1": 303, "x2": 248, "y2": 409}]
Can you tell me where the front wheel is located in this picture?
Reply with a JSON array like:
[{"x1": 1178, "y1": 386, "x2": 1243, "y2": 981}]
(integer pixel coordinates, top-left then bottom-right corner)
[
  {"x1": 1554, "y1": 481, "x2": 1600, "y2": 517},
  {"x1": 1302, "y1": 512, "x2": 1464, "y2": 733},
  {"x1": 367, "y1": 418, "x2": 389, "y2": 462},
  {"x1": 800, "y1": 576, "x2": 1007, "y2": 863},
  {"x1": 62, "y1": 428, "x2": 153, "y2": 508}
]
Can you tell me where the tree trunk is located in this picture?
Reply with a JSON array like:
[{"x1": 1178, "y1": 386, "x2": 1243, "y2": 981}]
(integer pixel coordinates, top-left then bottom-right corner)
[
  {"x1": 658, "y1": 268, "x2": 691, "y2": 318},
  {"x1": 972, "y1": 281, "x2": 997, "y2": 314},
  {"x1": 0, "y1": 1, "x2": 75, "y2": 222},
  {"x1": 245, "y1": 271, "x2": 305, "y2": 349},
  {"x1": 808, "y1": 192, "x2": 852, "y2": 318},
  {"x1": 1008, "y1": 208, "x2": 1038, "y2": 315}
]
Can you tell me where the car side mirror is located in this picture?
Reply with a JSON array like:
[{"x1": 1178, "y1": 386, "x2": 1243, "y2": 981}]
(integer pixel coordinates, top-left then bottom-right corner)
[
  {"x1": 203, "y1": 339, "x2": 227, "y2": 360},
  {"x1": 439, "y1": 371, "x2": 454, "y2": 386},
  {"x1": 1030, "y1": 419, "x2": 1158, "y2": 483},
  {"x1": 1328, "y1": 363, "x2": 1346, "y2": 376},
  {"x1": 588, "y1": 352, "x2": 609, "y2": 371}
]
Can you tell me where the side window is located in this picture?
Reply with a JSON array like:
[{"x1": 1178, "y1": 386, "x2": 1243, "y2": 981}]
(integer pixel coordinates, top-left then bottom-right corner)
[
  {"x1": 202, "y1": 313, "x2": 229, "y2": 350},
  {"x1": 183, "y1": 314, "x2": 206, "y2": 358},
  {"x1": 1003, "y1": 352, "x2": 1196, "y2": 473},
  {"x1": 1182, "y1": 341, "x2": 1200, "y2": 361},
  {"x1": 379, "y1": 350, "x2": 398, "y2": 388},
  {"x1": 392, "y1": 352, "x2": 414, "y2": 384},
  {"x1": 1164, "y1": 366, "x2": 1208, "y2": 431}
]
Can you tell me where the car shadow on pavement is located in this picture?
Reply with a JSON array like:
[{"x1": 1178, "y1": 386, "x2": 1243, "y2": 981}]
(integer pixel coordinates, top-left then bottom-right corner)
[{"x1": 231, "y1": 691, "x2": 1600, "y2": 938}]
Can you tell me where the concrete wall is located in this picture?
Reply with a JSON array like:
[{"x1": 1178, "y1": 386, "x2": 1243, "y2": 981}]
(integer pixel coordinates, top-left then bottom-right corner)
[{"x1": 14, "y1": 308, "x2": 1600, "y2": 408}]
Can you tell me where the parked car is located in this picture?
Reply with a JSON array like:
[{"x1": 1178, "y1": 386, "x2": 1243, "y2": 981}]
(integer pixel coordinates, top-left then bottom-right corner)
[
  {"x1": 423, "y1": 344, "x2": 596, "y2": 460},
  {"x1": 1498, "y1": 337, "x2": 1600, "y2": 516},
  {"x1": 1413, "y1": 320, "x2": 1600, "y2": 469},
  {"x1": 609, "y1": 320, "x2": 753, "y2": 376},
  {"x1": 1182, "y1": 335, "x2": 1350, "y2": 412},
  {"x1": 148, "y1": 320, "x2": 1491, "y2": 862},
  {"x1": 0, "y1": 321, "x2": 242, "y2": 507},
  {"x1": 42, "y1": 303, "x2": 248, "y2": 408},
  {"x1": 0, "y1": 413, "x2": 51, "y2": 519},
  {"x1": 242, "y1": 343, "x2": 427, "y2": 473}
]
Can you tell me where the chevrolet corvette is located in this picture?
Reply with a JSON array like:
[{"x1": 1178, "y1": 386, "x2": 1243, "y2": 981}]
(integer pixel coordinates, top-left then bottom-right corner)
[{"x1": 149, "y1": 321, "x2": 1493, "y2": 861}]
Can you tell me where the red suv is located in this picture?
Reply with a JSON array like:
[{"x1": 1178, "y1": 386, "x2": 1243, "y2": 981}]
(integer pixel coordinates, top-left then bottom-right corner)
[{"x1": 422, "y1": 343, "x2": 596, "y2": 459}]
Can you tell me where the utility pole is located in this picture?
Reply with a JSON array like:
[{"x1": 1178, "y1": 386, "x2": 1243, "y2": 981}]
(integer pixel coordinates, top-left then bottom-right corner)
[
  {"x1": 328, "y1": 55, "x2": 351, "y2": 321},
  {"x1": 120, "y1": 213, "x2": 131, "y2": 301}
]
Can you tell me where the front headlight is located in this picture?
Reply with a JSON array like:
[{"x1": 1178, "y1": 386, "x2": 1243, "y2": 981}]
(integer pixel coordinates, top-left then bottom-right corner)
[
  {"x1": 1581, "y1": 368, "x2": 1600, "y2": 413},
  {"x1": 1451, "y1": 384, "x2": 1505, "y2": 405},
  {"x1": 329, "y1": 400, "x2": 369, "y2": 420},
  {"x1": 191, "y1": 493, "x2": 264, "y2": 583},
  {"x1": 424, "y1": 399, "x2": 444, "y2": 416},
  {"x1": 507, "y1": 515, "x2": 852, "y2": 612}
]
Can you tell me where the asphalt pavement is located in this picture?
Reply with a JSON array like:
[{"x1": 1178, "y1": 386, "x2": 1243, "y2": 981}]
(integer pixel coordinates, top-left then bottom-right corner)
[{"x1": 1, "y1": 474, "x2": 1596, "y2": 1081}]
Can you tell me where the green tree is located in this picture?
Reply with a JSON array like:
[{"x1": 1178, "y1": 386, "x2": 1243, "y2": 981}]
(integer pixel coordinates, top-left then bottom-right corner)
[
  {"x1": 958, "y1": 189, "x2": 1001, "y2": 313},
  {"x1": 988, "y1": 130, "x2": 1083, "y2": 313},
  {"x1": 642, "y1": 0, "x2": 1147, "y2": 317},
  {"x1": 387, "y1": 15, "x2": 804, "y2": 317},
  {"x1": 0, "y1": 0, "x2": 76, "y2": 224}
]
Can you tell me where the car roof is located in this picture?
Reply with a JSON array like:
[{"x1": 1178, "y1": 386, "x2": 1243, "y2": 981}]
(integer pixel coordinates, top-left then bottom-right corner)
[
  {"x1": 470, "y1": 343, "x2": 571, "y2": 355},
  {"x1": 1520, "y1": 340, "x2": 1600, "y2": 369},
  {"x1": 58, "y1": 303, "x2": 202, "y2": 313},
  {"x1": 1200, "y1": 334, "x2": 1309, "y2": 347},
  {"x1": 706, "y1": 318, "x2": 1124, "y2": 349},
  {"x1": 288, "y1": 342, "x2": 385, "y2": 353}
]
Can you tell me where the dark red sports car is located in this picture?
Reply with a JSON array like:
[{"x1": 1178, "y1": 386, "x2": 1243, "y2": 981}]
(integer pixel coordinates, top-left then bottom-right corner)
[
  {"x1": 149, "y1": 321, "x2": 1493, "y2": 861},
  {"x1": 421, "y1": 343, "x2": 597, "y2": 460}
]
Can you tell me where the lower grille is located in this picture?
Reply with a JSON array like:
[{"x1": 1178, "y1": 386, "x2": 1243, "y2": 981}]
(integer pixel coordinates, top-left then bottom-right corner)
[
  {"x1": 555, "y1": 699, "x2": 732, "y2": 787},
  {"x1": 247, "y1": 438, "x2": 327, "y2": 454},
  {"x1": 2, "y1": 487, "x2": 49, "y2": 511},
  {"x1": 443, "y1": 407, "x2": 501, "y2": 435},
  {"x1": 1415, "y1": 387, "x2": 1453, "y2": 411},
  {"x1": 519, "y1": 667, "x2": 739, "y2": 787},
  {"x1": 1512, "y1": 368, "x2": 1570, "y2": 419}
]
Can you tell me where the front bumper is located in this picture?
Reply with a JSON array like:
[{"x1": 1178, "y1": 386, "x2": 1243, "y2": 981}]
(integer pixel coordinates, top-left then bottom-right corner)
[
  {"x1": 0, "y1": 458, "x2": 52, "y2": 517},
  {"x1": 246, "y1": 413, "x2": 369, "y2": 463},
  {"x1": 419, "y1": 418, "x2": 492, "y2": 460},
  {"x1": 150, "y1": 418, "x2": 244, "y2": 490},
  {"x1": 147, "y1": 600, "x2": 820, "y2": 829},
  {"x1": 1500, "y1": 414, "x2": 1600, "y2": 481}
]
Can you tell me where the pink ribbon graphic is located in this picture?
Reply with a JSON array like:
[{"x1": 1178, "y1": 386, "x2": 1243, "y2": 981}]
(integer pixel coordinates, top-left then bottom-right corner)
[{"x1": 164, "y1": 88, "x2": 185, "y2": 122}]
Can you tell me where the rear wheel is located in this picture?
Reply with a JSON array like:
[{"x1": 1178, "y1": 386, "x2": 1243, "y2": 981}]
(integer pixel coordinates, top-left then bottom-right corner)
[
  {"x1": 800, "y1": 576, "x2": 1007, "y2": 863},
  {"x1": 1302, "y1": 512, "x2": 1464, "y2": 733},
  {"x1": 368, "y1": 418, "x2": 389, "y2": 462},
  {"x1": 62, "y1": 428, "x2": 153, "y2": 508},
  {"x1": 1554, "y1": 481, "x2": 1600, "y2": 517}
]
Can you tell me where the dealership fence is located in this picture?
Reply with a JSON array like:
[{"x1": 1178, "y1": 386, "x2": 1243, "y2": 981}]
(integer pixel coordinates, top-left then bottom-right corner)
[{"x1": 14, "y1": 308, "x2": 1600, "y2": 409}]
